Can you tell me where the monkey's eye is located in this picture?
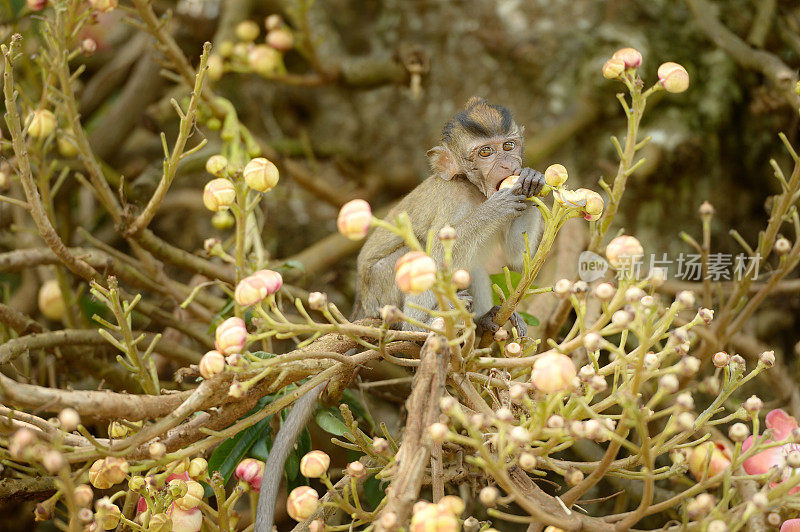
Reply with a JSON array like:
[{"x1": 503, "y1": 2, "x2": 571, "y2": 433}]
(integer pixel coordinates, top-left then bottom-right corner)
[
  {"x1": 478, "y1": 146, "x2": 495, "y2": 158},
  {"x1": 502, "y1": 141, "x2": 516, "y2": 151}
]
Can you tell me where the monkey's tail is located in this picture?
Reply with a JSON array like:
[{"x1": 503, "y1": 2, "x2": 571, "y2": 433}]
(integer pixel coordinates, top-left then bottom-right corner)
[{"x1": 254, "y1": 382, "x2": 326, "y2": 532}]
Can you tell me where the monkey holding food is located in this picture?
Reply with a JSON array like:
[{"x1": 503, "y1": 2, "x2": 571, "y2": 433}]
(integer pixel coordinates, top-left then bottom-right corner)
[{"x1": 255, "y1": 97, "x2": 545, "y2": 530}]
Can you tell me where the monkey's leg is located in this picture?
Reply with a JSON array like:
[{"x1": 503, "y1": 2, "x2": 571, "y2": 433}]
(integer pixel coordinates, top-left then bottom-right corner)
[
  {"x1": 255, "y1": 381, "x2": 327, "y2": 532},
  {"x1": 401, "y1": 291, "x2": 439, "y2": 331},
  {"x1": 476, "y1": 305, "x2": 527, "y2": 337}
]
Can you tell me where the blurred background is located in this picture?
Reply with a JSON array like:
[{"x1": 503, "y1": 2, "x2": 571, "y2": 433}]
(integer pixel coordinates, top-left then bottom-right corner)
[{"x1": 3, "y1": 0, "x2": 800, "y2": 527}]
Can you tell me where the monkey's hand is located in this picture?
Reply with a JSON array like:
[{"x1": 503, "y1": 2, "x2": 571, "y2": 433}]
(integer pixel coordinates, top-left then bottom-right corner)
[
  {"x1": 476, "y1": 305, "x2": 527, "y2": 337},
  {"x1": 487, "y1": 187, "x2": 529, "y2": 220},
  {"x1": 513, "y1": 167, "x2": 546, "y2": 198}
]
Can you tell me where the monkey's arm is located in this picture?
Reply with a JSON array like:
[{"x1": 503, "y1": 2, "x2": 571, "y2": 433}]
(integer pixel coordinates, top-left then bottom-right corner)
[{"x1": 254, "y1": 382, "x2": 326, "y2": 532}]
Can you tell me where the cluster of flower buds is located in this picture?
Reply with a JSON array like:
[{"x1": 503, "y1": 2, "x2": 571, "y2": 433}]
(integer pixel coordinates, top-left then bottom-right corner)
[
  {"x1": 602, "y1": 47, "x2": 689, "y2": 94},
  {"x1": 555, "y1": 187, "x2": 604, "y2": 221},
  {"x1": 234, "y1": 269, "x2": 283, "y2": 306},
  {"x1": 395, "y1": 251, "x2": 437, "y2": 294},
  {"x1": 235, "y1": 458, "x2": 265, "y2": 491},
  {"x1": 410, "y1": 496, "x2": 464, "y2": 532},
  {"x1": 207, "y1": 16, "x2": 295, "y2": 82},
  {"x1": 337, "y1": 199, "x2": 373, "y2": 240}
]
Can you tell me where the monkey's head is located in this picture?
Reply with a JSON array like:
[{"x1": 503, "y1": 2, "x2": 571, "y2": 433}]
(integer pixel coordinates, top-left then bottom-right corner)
[{"x1": 427, "y1": 97, "x2": 524, "y2": 198}]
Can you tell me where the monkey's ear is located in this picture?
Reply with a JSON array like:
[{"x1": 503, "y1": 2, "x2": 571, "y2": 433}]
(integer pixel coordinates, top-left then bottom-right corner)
[{"x1": 427, "y1": 145, "x2": 462, "y2": 181}]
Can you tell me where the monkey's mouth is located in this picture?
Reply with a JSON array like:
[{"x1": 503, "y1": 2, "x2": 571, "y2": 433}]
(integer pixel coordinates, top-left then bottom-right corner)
[{"x1": 493, "y1": 173, "x2": 518, "y2": 192}]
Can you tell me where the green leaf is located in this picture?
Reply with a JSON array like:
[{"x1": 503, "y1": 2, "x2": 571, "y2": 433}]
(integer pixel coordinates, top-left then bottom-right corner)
[
  {"x1": 490, "y1": 271, "x2": 522, "y2": 305},
  {"x1": 250, "y1": 429, "x2": 272, "y2": 461},
  {"x1": 364, "y1": 475, "x2": 388, "y2": 510},
  {"x1": 207, "y1": 417, "x2": 270, "y2": 482},
  {"x1": 285, "y1": 428, "x2": 311, "y2": 485},
  {"x1": 250, "y1": 351, "x2": 276, "y2": 360},
  {"x1": 315, "y1": 408, "x2": 348, "y2": 437},
  {"x1": 518, "y1": 311, "x2": 540, "y2": 326}
]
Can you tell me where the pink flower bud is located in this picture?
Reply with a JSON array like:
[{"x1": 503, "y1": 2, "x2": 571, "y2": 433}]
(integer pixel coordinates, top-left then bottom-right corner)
[
  {"x1": 58, "y1": 408, "x2": 80, "y2": 432},
  {"x1": 169, "y1": 505, "x2": 202, "y2": 532},
  {"x1": 42, "y1": 450, "x2": 66, "y2": 473},
  {"x1": 505, "y1": 342, "x2": 522, "y2": 357},
  {"x1": 657, "y1": 62, "x2": 690, "y2": 93},
  {"x1": 545, "y1": 164, "x2": 569, "y2": 187},
  {"x1": 215, "y1": 317, "x2": 247, "y2": 354},
  {"x1": 531, "y1": 352, "x2": 576, "y2": 393},
  {"x1": 38, "y1": 279, "x2": 66, "y2": 321},
  {"x1": 612, "y1": 47, "x2": 642, "y2": 69},
  {"x1": 235, "y1": 458, "x2": 265, "y2": 491},
  {"x1": 266, "y1": 29, "x2": 294, "y2": 51},
  {"x1": 80, "y1": 38, "x2": 97, "y2": 56},
  {"x1": 228, "y1": 382, "x2": 245, "y2": 398},
  {"x1": 337, "y1": 199, "x2": 372, "y2": 240},
  {"x1": 428, "y1": 422, "x2": 449, "y2": 443},
  {"x1": 234, "y1": 270, "x2": 282, "y2": 307},
  {"x1": 243, "y1": 157, "x2": 279, "y2": 192},
  {"x1": 89, "y1": 457, "x2": 129, "y2": 489},
  {"x1": 265, "y1": 14, "x2": 284, "y2": 31},
  {"x1": 308, "y1": 291, "x2": 327, "y2": 310},
  {"x1": 688, "y1": 441, "x2": 731, "y2": 482},
  {"x1": 299, "y1": 451, "x2": 330, "y2": 478},
  {"x1": 395, "y1": 251, "x2": 436, "y2": 294},
  {"x1": 438, "y1": 495, "x2": 465, "y2": 516},
  {"x1": 452, "y1": 269, "x2": 471, "y2": 289},
  {"x1": 199, "y1": 350, "x2": 226, "y2": 379},
  {"x1": 149, "y1": 513, "x2": 171, "y2": 532},
  {"x1": 346, "y1": 461, "x2": 366, "y2": 479},
  {"x1": 74, "y1": 484, "x2": 94, "y2": 507},
  {"x1": 188, "y1": 458, "x2": 207, "y2": 479},
  {"x1": 149, "y1": 441, "x2": 166, "y2": 459},
  {"x1": 27, "y1": 109, "x2": 56, "y2": 138},
  {"x1": 205, "y1": 155, "x2": 228, "y2": 177},
  {"x1": 203, "y1": 178, "x2": 236, "y2": 212},
  {"x1": 602, "y1": 57, "x2": 625, "y2": 79},
  {"x1": 9, "y1": 428, "x2": 37, "y2": 459},
  {"x1": 479, "y1": 486, "x2": 499, "y2": 507},
  {"x1": 605, "y1": 235, "x2": 643, "y2": 268},
  {"x1": 286, "y1": 486, "x2": 319, "y2": 521},
  {"x1": 26, "y1": 0, "x2": 46, "y2": 11},
  {"x1": 575, "y1": 188, "x2": 604, "y2": 221},
  {"x1": 174, "y1": 480, "x2": 204, "y2": 510},
  {"x1": 94, "y1": 497, "x2": 121, "y2": 530},
  {"x1": 235, "y1": 20, "x2": 260, "y2": 41},
  {"x1": 88, "y1": 0, "x2": 117, "y2": 13},
  {"x1": 248, "y1": 45, "x2": 282, "y2": 76}
]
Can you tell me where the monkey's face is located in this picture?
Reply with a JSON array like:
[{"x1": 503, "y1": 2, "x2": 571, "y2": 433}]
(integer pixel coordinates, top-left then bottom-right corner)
[{"x1": 466, "y1": 135, "x2": 523, "y2": 197}]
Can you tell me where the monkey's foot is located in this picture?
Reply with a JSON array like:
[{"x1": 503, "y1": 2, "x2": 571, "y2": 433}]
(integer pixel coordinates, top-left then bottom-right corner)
[
  {"x1": 476, "y1": 306, "x2": 527, "y2": 337},
  {"x1": 457, "y1": 290, "x2": 473, "y2": 312}
]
